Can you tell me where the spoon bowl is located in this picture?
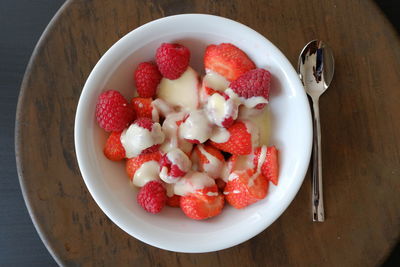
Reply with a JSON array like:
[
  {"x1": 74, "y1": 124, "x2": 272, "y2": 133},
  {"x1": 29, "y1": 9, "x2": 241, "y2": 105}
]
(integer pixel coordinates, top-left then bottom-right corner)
[{"x1": 298, "y1": 40, "x2": 334, "y2": 99}]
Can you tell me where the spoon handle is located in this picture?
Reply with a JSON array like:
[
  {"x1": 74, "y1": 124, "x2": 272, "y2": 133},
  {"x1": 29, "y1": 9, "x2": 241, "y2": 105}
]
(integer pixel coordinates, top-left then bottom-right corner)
[{"x1": 311, "y1": 99, "x2": 325, "y2": 222}]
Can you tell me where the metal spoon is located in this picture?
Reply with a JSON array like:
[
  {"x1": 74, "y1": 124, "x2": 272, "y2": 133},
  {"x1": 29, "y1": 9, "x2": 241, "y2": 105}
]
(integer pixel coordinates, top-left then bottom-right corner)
[{"x1": 298, "y1": 40, "x2": 334, "y2": 222}]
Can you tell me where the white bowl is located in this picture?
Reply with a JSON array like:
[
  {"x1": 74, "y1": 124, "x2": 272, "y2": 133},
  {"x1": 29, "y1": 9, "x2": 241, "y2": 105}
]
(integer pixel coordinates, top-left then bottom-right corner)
[{"x1": 74, "y1": 14, "x2": 312, "y2": 253}]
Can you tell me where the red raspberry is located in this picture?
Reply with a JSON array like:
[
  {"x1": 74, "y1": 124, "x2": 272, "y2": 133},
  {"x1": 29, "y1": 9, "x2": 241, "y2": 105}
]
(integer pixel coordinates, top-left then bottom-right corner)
[
  {"x1": 229, "y1": 69, "x2": 271, "y2": 109},
  {"x1": 156, "y1": 43, "x2": 190, "y2": 80},
  {"x1": 131, "y1": 117, "x2": 161, "y2": 155},
  {"x1": 134, "y1": 117, "x2": 153, "y2": 131},
  {"x1": 134, "y1": 62, "x2": 162, "y2": 98},
  {"x1": 160, "y1": 154, "x2": 186, "y2": 178},
  {"x1": 95, "y1": 90, "x2": 135, "y2": 132},
  {"x1": 137, "y1": 181, "x2": 167, "y2": 214},
  {"x1": 140, "y1": 144, "x2": 160, "y2": 155}
]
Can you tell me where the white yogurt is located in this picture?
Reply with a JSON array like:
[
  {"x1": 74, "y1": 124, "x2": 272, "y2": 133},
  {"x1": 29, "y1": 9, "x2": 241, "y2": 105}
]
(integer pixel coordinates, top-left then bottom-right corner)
[
  {"x1": 197, "y1": 144, "x2": 224, "y2": 179},
  {"x1": 220, "y1": 162, "x2": 230, "y2": 182},
  {"x1": 152, "y1": 98, "x2": 173, "y2": 118},
  {"x1": 243, "y1": 120, "x2": 260, "y2": 148},
  {"x1": 205, "y1": 92, "x2": 239, "y2": 127},
  {"x1": 157, "y1": 67, "x2": 199, "y2": 111},
  {"x1": 238, "y1": 106, "x2": 270, "y2": 146},
  {"x1": 164, "y1": 183, "x2": 175, "y2": 197},
  {"x1": 210, "y1": 126, "x2": 230, "y2": 143},
  {"x1": 179, "y1": 109, "x2": 212, "y2": 143},
  {"x1": 225, "y1": 87, "x2": 268, "y2": 109},
  {"x1": 204, "y1": 69, "x2": 230, "y2": 92},
  {"x1": 173, "y1": 171, "x2": 215, "y2": 196},
  {"x1": 120, "y1": 122, "x2": 165, "y2": 158},
  {"x1": 132, "y1": 160, "x2": 161, "y2": 187},
  {"x1": 160, "y1": 112, "x2": 193, "y2": 154},
  {"x1": 248, "y1": 145, "x2": 267, "y2": 187}
]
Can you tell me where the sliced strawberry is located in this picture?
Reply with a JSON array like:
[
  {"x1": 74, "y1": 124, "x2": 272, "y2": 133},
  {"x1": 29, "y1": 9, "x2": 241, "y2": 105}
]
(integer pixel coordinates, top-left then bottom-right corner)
[
  {"x1": 253, "y1": 146, "x2": 279, "y2": 185},
  {"x1": 209, "y1": 121, "x2": 252, "y2": 155},
  {"x1": 166, "y1": 194, "x2": 181, "y2": 207},
  {"x1": 226, "y1": 154, "x2": 255, "y2": 173},
  {"x1": 194, "y1": 144, "x2": 225, "y2": 178},
  {"x1": 199, "y1": 84, "x2": 218, "y2": 105},
  {"x1": 180, "y1": 186, "x2": 224, "y2": 220},
  {"x1": 226, "y1": 154, "x2": 239, "y2": 172},
  {"x1": 125, "y1": 151, "x2": 162, "y2": 180},
  {"x1": 204, "y1": 43, "x2": 256, "y2": 81},
  {"x1": 103, "y1": 131, "x2": 125, "y2": 161},
  {"x1": 224, "y1": 169, "x2": 268, "y2": 209},
  {"x1": 215, "y1": 178, "x2": 226, "y2": 191},
  {"x1": 204, "y1": 86, "x2": 217, "y2": 96},
  {"x1": 131, "y1": 97, "x2": 153, "y2": 119},
  {"x1": 195, "y1": 144, "x2": 224, "y2": 165},
  {"x1": 175, "y1": 119, "x2": 184, "y2": 127}
]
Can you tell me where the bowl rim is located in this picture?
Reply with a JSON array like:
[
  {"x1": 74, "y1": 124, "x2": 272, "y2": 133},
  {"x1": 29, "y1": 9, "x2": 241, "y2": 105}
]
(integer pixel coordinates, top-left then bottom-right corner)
[{"x1": 74, "y1": 13, "x2": 312, "y2": 252}]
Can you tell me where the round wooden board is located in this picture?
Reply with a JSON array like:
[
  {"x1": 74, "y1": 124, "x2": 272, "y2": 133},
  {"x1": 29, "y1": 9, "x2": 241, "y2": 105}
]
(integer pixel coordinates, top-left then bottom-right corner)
[{"x1": 15, "y1": 0, "x2": 400, "y2": 265}]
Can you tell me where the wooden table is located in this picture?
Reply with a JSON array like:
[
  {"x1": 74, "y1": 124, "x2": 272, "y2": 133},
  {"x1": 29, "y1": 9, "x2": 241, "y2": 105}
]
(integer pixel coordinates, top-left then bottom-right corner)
[{"x1": 15, "y1": 0, "x2": 400, "y2": 265}]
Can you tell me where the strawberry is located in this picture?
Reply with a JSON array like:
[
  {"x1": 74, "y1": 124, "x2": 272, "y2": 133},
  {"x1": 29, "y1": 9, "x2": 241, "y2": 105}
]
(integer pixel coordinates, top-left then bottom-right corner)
[
  {"x1": 226, "y1": 154, "x2": 255, "y2": 173},
  {"x1": 209, "y1": 121, "x2": 252, "y2": 155},
  {"x1": 103, "y1": 131, "x2": 125, "y2": 161},
  {"x1": 134, "y1": 62, "x2": 162, "y2": 98},
  {"x1": 137, "y1": 180, "x2": 167, "y2": 214},
  {"x1": 224, "y1": 169, "x2": 268, "y2": 209},
  {"x1": 131, "y1": 97, "x2": 153, "y2": 119},
  {"x1": 215, "y1": 178, "x2": 226, "y2": 191},
  {"x1": 253, "y1": 146, "x2": 279, "y2": 185},
  {"x1": 199, "y1": 85, "x2": 218, "y2": 105},
  {"x1": 204, "y1": 86, "x2": 217, "y2": 96},
  {"x1": 195, "y1": 144, "x2": 224, "y2": 164},
  {"x1": 229, "y1": 68, "x2": 271, "y2": 109},
  {"x1": 180, "y1": 185, "x2": 224, "y2": 220},
  {"x1": 175, "y1": 119, "x2": 184, "y2": 127},
  {"x1": 204, "y1": 43, "x2": 256, "y2": 81},
  {"x1": 95, "y1": 90, "x2": 135, "y2": 132},
  {"x1": 126, "y1": 151, "x2": 162, "y2": 180},
  {"x1": 194, "y1": 144, "x2": 225, "y2": 178},
  {"x1": 166, "y1": 194, "x2": 181, "y2": 207},
  {"x1": 226, "y1": 154, "x2": 239, "y2": 171},
  {"x1": 156, "y1": 43, "x2": 190, "y2": 80}
]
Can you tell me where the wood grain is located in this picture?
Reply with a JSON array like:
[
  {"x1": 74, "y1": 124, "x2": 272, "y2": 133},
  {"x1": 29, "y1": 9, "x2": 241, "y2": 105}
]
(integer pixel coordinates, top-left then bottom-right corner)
[{"x1": 15, "y1": 0, "x2": 400, "y2": 266}]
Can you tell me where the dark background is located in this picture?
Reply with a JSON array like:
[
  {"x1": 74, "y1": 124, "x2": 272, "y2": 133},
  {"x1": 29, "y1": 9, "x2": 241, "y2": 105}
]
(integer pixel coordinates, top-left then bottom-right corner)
[{"x1": 0, "y1": 0, "x2": 399, "y2": 265}]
